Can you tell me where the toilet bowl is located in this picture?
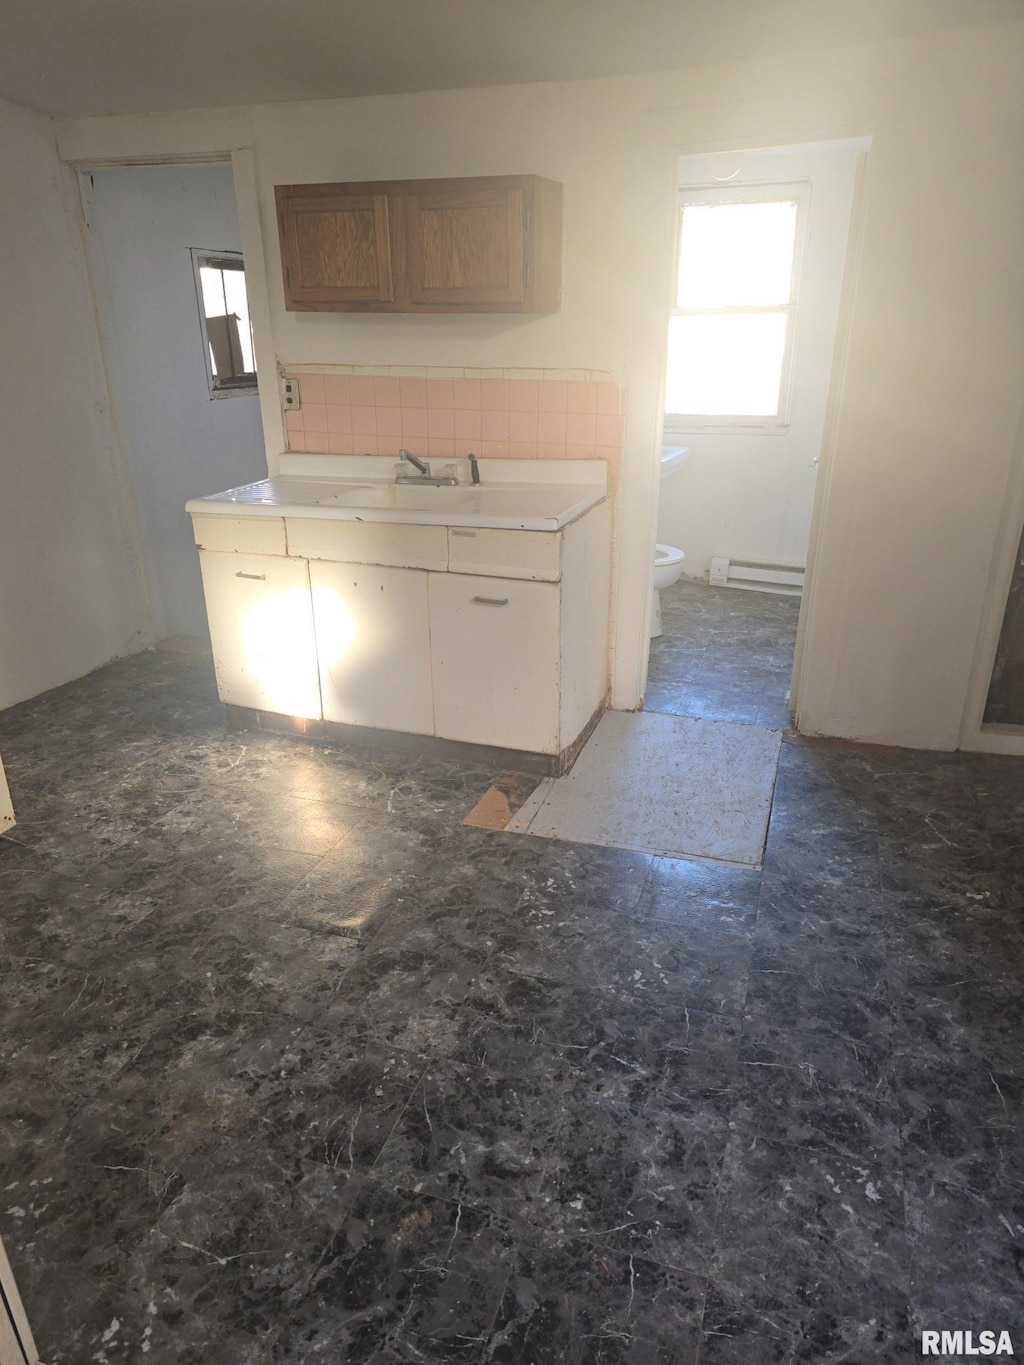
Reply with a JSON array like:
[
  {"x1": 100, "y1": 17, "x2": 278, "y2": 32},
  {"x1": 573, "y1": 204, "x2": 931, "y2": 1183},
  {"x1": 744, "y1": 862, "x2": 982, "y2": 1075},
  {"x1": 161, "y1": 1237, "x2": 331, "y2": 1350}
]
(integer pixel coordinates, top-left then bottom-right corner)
[{"x1": 651, "y1": 544, "x2": 685, "y2": 638}]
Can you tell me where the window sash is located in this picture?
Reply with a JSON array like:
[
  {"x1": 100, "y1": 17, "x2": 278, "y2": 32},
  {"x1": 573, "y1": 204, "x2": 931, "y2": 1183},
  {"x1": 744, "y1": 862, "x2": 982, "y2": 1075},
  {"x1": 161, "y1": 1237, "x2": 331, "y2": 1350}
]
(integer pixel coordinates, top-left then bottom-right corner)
[
  {"x1": 665, "y1": 184, "x2": 807, "y2": 429},
  {"x1": 190, "y1": 248, "x2": 258, "y2": 399}
]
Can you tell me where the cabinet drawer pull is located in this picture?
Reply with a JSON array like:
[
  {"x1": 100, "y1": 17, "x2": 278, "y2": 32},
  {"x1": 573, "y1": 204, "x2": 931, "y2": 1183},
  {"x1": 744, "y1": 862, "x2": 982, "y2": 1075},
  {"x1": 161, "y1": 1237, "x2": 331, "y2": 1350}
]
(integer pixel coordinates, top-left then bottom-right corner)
[
  {"x1": 235, "y1": 571, "x2": 267, "y2": 580},
  {"x1": 471, "y1": 595, "x2": 509, "y2": 606}
]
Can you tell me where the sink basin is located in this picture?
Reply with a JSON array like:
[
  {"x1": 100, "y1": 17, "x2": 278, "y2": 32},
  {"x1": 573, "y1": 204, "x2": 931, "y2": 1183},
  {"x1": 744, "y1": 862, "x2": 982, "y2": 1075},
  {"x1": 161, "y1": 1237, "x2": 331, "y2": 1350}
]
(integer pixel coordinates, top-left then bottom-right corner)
[{"x1": 187, "y1": 474, "x2": 606, "y2": 531}]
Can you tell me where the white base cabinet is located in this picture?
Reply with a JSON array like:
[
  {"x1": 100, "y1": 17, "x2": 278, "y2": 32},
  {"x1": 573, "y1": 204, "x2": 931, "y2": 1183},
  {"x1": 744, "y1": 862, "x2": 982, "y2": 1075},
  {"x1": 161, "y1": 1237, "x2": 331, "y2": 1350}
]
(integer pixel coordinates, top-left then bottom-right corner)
[{"x1": 192, "y1": 499, "x2": 611, "y2": 761}]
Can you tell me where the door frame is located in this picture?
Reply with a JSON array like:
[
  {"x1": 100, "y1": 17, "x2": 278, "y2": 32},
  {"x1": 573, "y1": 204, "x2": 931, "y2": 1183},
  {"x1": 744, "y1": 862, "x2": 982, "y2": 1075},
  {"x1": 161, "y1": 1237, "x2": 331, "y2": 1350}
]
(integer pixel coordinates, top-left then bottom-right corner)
[
  {"x1": 958, "y1": 392, "x2": 1024, "y2": 752},
  {"x1": 649, "y1": 133, "x2": 874, "y2": 723},
  {"x1": 0, "y1": 1235, "x2": 39, "y2": 1365}
]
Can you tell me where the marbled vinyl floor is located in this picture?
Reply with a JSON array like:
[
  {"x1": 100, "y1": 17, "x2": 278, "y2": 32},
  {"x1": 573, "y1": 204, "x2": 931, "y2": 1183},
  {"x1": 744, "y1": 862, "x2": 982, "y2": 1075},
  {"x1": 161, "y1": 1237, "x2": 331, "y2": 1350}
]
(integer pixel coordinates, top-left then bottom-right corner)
[
  {"x1": 1, "y1": 597, "x2": 1023, "y2": 1361},
  {"x1": 646, "y1": 579, "x2": 799, "y2": 727}
]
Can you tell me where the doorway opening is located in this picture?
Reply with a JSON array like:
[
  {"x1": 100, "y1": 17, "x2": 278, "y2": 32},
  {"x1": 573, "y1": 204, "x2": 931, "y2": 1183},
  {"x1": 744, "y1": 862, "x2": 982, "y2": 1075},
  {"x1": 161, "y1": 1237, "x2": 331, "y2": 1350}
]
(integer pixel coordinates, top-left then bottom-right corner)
[
  {"x1": 79, "y1": 162, "x2": 266, "y2": 646},
  {"x1": 647, "y1": 137, "x2": 868, "y2": 730}
]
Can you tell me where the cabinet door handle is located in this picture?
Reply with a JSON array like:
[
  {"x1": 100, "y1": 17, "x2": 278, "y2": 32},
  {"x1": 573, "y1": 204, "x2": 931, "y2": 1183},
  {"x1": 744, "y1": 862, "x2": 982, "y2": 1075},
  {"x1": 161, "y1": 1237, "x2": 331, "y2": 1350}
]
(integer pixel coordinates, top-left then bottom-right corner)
[
  {"x1": 235, "y1": 571, "x2": 267, "y2": 580},
  {"x1": 471, "y1": 595, "x2": 509, "y2": 606}
]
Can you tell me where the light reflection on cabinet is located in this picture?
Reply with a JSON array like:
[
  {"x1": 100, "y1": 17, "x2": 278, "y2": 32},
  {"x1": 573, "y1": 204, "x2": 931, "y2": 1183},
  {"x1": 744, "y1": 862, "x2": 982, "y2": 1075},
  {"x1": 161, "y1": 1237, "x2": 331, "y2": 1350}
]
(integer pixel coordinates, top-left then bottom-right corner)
[
  {"x1": 197, "y1": 550, "x2": 321, "y2": 719},
  {"x1": 310, "y1": 562, "x2": 433, "y2": 734}
]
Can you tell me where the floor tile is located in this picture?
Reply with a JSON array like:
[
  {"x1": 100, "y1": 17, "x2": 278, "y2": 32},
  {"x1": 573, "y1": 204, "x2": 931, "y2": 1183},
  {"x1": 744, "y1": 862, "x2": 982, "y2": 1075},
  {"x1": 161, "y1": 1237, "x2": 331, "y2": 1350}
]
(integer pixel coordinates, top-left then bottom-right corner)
[{"x1": 2, "y1": 587, "x2": 1022, "y2": 1362}]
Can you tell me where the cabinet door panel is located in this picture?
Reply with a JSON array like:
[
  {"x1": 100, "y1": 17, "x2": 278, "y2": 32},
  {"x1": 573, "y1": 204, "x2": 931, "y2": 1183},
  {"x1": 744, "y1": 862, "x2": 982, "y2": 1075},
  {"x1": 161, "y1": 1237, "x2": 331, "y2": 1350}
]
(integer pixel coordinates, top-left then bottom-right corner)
[
  {"x1": 405, "y1": 188, "x2": 525, "y2": 306},
  {"x1": 429, "y1": 574, "x2": 559, "y2": 753},
  {"x1": 278, "y1": 191, "x2": 393, "y2": 308},
  {"x1": 198, "y1": 551, "x2": 322, "y2": 719},
  {"x1": 310, "y1": 562, "x2": 433, "y2": 734}
]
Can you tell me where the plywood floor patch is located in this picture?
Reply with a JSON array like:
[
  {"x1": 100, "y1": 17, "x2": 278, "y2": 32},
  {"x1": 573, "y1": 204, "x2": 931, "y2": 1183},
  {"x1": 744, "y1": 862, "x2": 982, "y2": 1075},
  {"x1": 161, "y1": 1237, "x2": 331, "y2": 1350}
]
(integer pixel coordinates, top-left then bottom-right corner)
[
  {"x1": 463, "y1": 770, "x2": 544, "y2": 831},
  {"x1": 506, "y1": 711, "x2": 782, "y2": 866}
]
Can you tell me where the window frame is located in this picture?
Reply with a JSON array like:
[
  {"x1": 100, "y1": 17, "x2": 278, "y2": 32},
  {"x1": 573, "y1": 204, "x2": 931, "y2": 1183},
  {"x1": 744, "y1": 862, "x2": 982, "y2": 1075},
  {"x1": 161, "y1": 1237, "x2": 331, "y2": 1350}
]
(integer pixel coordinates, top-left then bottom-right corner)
[
  {"x1": 664, "y1": 180, "x2": 810, "y2": 437},
  {"x1": 190, "y1": 247, "x2": 258, "y2": 400}
]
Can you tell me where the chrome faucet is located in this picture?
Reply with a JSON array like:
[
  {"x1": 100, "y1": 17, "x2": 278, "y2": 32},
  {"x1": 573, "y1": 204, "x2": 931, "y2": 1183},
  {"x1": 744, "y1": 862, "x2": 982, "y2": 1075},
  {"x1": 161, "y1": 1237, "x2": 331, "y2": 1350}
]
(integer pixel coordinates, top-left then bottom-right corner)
[
  {"x1": 469, "y1": 453, "x2": 481, "y2": 485},
  {"x1": 395, "y1": 449, "x2": 459, "y2": 486}
]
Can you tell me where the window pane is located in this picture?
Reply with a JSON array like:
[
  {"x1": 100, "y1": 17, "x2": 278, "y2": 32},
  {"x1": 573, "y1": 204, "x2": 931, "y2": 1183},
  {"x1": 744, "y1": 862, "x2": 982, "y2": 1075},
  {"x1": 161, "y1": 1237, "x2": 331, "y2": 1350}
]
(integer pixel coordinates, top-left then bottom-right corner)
[
  {"x1": 199, "y1": 265, "x2": 228, "y2": 318},
  {"x1": 676, "y1": 201, "x2": 798, "y2": 308},
  {"x1": 665, "y1": 313, "x2": 788, "y2": 417},
  {"x1": 199, "y1": 262, "x2": 256, "y2": 379},
  {"x1": 221, "y1": 267, "x2": 256, "y2": 373}
]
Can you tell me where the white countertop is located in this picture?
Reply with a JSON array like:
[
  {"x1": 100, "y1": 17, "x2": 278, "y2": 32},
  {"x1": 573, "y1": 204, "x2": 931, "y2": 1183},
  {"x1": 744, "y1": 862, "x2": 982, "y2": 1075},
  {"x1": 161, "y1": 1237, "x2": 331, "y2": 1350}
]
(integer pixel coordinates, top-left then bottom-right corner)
[{"x1": 186, "y1": 457, "x2": 607, "y2": 532}]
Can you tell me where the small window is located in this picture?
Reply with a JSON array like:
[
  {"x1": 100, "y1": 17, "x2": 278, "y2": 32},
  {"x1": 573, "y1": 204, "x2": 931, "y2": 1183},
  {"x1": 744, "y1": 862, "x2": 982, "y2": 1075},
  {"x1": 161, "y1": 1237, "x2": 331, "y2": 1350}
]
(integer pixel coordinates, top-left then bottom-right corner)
[
  {"x1": 191, "y1": 249, "x2": 257, "y2": 397},
  {"x1": 665, "y1": 190, "x2": 805, "y2": 432}
]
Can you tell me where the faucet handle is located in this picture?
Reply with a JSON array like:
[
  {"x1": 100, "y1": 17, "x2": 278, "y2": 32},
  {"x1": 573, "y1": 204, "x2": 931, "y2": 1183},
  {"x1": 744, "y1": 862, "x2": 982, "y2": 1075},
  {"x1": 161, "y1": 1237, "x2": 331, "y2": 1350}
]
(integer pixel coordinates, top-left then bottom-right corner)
[{"x1": 398, "y1": 448, "x2": 430, "y2": 476}]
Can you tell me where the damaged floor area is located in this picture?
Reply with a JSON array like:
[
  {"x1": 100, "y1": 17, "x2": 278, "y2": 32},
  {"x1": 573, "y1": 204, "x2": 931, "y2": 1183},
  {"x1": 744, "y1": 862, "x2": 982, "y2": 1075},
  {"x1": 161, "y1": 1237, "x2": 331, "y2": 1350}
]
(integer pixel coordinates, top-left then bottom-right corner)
[{"x1": 1, "y1": 595, "x2": 1023, "y2": 1361}]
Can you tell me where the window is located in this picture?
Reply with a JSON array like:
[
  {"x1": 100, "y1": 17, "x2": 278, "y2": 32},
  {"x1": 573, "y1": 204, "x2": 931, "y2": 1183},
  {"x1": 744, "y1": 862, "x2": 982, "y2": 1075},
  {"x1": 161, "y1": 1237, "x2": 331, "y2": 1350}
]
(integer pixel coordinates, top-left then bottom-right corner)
[
  {"x1": 191, "y1": 249, "x2": 257, "y2": 397},
  {"x1": 665, "y1": 189, "x2": 805, "y2": 431}
]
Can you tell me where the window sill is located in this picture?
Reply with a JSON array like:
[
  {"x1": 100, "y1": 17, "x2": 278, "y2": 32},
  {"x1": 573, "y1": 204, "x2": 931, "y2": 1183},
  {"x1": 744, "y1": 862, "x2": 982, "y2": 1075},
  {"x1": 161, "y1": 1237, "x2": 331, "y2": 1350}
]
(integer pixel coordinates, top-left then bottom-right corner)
[
  {"x1": 210, "y1": 383, "x2": 259, "y2": 401},
  {"x1": 665, "y1": 419, "x2": 791, "y2": 437}
]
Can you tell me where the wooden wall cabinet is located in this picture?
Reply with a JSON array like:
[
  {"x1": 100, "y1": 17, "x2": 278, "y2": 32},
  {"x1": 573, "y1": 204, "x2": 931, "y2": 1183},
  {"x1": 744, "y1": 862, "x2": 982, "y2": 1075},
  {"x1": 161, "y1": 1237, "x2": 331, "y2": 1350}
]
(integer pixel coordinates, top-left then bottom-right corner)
[{"x1": 275, "y1": 175, "x2": 562, "y2": 314}]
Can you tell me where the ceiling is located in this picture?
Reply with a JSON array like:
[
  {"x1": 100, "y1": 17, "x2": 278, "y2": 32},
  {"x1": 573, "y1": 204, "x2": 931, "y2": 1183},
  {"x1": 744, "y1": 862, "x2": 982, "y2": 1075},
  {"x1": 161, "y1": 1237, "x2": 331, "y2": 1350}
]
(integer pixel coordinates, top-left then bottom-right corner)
[{"x1": 3, "y1": 0, "x2": 1021, "y2": 119}]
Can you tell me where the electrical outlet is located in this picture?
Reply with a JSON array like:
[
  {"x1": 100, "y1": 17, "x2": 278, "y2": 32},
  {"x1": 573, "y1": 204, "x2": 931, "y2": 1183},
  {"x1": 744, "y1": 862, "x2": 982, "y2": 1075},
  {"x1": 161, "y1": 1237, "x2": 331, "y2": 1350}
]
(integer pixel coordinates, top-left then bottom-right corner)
[
  {"x1": 282, "y1": 377, "x2": 301, "y2": 408},
  {"x1": 709, "y1": 556, "x2": 730, "y2": 586}
]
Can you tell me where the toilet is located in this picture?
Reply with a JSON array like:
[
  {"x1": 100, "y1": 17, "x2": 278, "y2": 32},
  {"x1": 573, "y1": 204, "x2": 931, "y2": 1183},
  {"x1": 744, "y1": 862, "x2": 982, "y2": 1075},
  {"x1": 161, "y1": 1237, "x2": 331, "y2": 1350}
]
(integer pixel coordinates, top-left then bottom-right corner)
[
  {"x1": 651, "y1": 445, "x2": 691, "y2": 638},
  {"x1": 651, "y1": 544, "x2": 686, "y2": 638}
]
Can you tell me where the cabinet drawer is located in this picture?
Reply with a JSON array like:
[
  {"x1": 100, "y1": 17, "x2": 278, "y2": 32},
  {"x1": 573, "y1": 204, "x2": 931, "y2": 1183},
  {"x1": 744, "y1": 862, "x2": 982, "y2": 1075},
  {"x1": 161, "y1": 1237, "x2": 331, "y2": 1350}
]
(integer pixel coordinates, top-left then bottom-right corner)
[
  {"x1": 446, "y1": 527, "x2": 561, "y2": 581},
  {"x1": 285, "y1": 518, "x2": 448, "y2": 570},
  {"x1": 429, "y1": 573, "x2": 560, "y2": 753},
  {"x1": 192, "y1": 515, "x2": 286, "y2": 556}
]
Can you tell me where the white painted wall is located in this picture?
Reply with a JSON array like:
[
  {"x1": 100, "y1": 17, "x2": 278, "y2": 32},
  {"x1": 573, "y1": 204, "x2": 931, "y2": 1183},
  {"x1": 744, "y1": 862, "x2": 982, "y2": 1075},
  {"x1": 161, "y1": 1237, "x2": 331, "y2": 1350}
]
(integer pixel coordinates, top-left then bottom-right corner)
[
  {"x1": 82, "y1": 164, "x2": 266, "y2": 640},
  {"x1": 657, "y1": 142, "x2": 861, "y2": 575},
  {"x1": 55, "y1": 18, "x2": 1024, "y2": 749},
  {"x1": 0, "y1": 98, "x2": 149, "y2": 710}
]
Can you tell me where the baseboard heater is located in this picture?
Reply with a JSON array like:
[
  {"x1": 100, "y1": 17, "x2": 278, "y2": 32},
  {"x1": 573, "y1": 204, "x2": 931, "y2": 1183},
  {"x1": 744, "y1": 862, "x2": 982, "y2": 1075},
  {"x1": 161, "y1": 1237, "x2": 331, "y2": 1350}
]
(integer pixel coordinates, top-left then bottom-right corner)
[{"x1": 708, "y1": 557, "x2": 804, "y2": 596}]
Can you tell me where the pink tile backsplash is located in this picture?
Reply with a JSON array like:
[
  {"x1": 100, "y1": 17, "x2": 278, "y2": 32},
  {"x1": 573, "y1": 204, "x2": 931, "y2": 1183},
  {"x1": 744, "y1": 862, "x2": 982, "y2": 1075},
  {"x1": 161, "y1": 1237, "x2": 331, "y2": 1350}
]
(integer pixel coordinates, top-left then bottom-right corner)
[
  {"x1": 480, "y1": 378, "x2": 509, "y2": 409},
  {"x1": 427, "y1": 408, "x2": 455, "y2": 439},
  {"x1": 509, "y1": 410, "x2": 538, "y2": 442},
  {"x1": 373, "y1": 376, "x2": 401, "y2": 406},
  {"x1": 454, "y1": 408, "x2": 482, "y2": 440},
  {"x1": 399, "y1": 376, "x2": 428, "y2": 407},
  {"x1": 375, "y1": 406, "x2": 403, "y2": 438},
  {"x1": 284, "y1": 371, "x2": 626, "y2": 479},
  {"x1": 401, "y1": 407, "x2": 429, "y2": 439},
  {"x1": 481, "y1": 410, "x2": 510, "y2": 441},
  {"x1": 537, "y1": 380, "x2": 567, "y2": 413},
  {"x1": 537, "y1": 411, "x2": 567, "y2": 444},
  {"x1": 452, "y1": 377, "x2": 482, "y2": 408},
  {"x1": 595, "y1": 412, "x2": 624, "y2": 447},
  {"x1": 427, "y1": 378, "x2": 454, "y2": 409},
  {"x1": 302, "y1": 402, "x2": 327, "y2": 433},
  {"x1": 508, "y1": 380, "x2": 539, "y2": 412},
  {"x1": 566, "y1": 412, "x2": 597, "y2": 447}
]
